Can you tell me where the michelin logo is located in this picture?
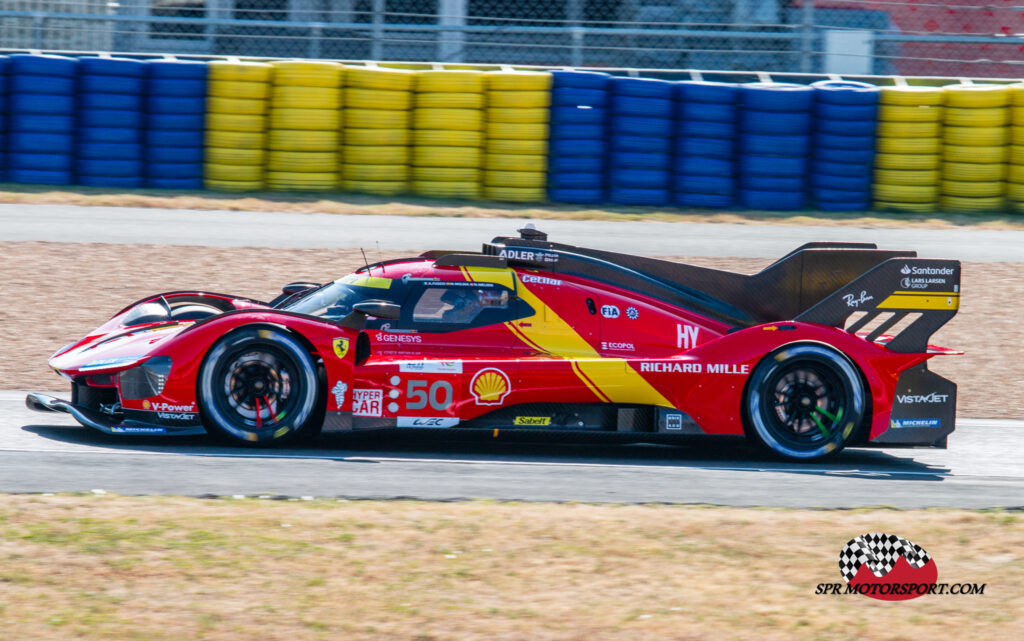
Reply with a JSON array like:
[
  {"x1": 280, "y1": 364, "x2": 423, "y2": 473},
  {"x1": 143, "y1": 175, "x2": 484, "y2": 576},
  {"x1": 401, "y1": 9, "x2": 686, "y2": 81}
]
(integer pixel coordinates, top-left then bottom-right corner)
[
  {"x1": 332, "y1": 381, "x2": 348, "y2": 407},
  {"x1": 890, "y1": 418, "x2": 941, "y2": 429}
]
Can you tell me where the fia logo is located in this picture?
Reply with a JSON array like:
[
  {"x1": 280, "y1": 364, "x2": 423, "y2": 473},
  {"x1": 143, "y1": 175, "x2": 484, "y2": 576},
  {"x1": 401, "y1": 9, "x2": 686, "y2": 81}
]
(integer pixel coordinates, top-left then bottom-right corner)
[{"x1": 600, "y1": 304, "x2": 620, "y2": 319}]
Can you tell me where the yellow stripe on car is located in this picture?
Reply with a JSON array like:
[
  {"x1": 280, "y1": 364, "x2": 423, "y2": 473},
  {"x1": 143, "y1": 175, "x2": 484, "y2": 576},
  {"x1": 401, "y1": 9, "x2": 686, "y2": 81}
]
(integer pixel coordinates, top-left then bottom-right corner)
[{"x1": 877, "y1": 291, "x2": 960, "y2": 310}]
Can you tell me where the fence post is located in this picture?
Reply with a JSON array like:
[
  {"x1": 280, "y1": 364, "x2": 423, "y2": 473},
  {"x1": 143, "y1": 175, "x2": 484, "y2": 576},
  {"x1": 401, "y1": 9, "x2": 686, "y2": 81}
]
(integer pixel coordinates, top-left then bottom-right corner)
[
  {"x1": 570, "y1": 27, "x2": 584, "y2": 68},
  {"x1": 371, "y1": 0, "x2": 384, "y2": 60},
  {"x1": 311, "y1": 23, "x2": 323, "y2": 59},
  {"x1": 800, "y1": 0, "x2": 815, "y2": 73},
  {"x1": 438, "y1": 0, "x2": 466, "y2": 62},
  {"x1": 32, "y1": 12, "x2": 45, "y2": 49}
]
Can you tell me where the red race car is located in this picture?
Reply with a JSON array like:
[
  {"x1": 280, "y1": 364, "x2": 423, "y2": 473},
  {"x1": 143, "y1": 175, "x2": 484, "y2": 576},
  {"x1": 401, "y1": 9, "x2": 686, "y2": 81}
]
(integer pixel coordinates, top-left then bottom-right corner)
[{"x1": 27, "y1": 227, "x2": 961, "y2": 460}]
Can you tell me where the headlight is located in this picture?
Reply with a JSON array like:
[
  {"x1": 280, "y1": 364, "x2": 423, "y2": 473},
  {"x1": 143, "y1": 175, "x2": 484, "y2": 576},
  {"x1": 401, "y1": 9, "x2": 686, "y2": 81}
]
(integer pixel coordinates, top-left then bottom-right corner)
[
  {"x1": 118, "y1": 356, "x2": 173, "y2": 400},
  {"x1": 79, "y1": 355, "x2": 148, "y2": 371}
]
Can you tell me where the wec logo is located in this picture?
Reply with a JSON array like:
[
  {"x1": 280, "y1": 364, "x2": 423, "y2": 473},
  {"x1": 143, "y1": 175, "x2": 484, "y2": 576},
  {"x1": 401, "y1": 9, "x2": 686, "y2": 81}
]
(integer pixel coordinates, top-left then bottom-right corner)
[{"x1": 897, "y1": 393, "x2": 949, "y2": 404}]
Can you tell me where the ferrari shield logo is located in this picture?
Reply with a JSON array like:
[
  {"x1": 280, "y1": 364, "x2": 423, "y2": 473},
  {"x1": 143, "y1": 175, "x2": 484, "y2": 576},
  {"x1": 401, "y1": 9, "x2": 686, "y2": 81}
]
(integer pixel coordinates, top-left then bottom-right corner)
[{"x1": 332, "y1": 337, "x2": 350, "y2": 359}]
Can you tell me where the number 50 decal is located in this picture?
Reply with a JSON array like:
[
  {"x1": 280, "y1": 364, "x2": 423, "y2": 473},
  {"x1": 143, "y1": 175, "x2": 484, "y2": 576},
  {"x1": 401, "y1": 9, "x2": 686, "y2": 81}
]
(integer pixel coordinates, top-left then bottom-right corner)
[{"x1": 406, "y1": 380, "x2": 454, "y2": 411}]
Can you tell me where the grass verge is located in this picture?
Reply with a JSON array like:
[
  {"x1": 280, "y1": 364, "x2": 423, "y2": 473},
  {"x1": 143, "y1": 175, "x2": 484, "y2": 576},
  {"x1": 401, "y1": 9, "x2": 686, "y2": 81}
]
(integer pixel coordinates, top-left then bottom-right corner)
[
  {"x1": 0, "y1": 495, "x2": 1019, "y2": 640},
  {"x1": 2, "y1": 183, "x2": 1024, "y2": 229}
]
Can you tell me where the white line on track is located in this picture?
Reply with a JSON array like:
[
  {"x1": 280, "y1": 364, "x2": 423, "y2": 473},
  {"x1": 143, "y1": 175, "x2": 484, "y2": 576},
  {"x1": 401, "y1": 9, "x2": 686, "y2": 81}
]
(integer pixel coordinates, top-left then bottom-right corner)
[{"x1": 0, "y1": 445, "x2": 954, "y2": 477}]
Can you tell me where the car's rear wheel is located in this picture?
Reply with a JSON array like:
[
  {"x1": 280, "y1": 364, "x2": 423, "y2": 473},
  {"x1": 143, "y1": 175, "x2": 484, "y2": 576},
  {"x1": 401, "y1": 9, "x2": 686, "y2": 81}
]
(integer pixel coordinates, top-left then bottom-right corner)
[
  {"x1": 198, "y1": 327, "x2": 320, "y2": 446},
  {"x1": 745, "y1": 343, "x2": 865, "y2": 460}
]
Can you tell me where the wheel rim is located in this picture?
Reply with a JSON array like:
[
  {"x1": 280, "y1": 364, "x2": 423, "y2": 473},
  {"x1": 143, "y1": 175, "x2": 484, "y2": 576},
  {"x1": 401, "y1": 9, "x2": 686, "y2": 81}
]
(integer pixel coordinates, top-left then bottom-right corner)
[
  {"x1": 763, "y1": 362, "x2": 847, "y2": 452},
  {"x1": 218, "y1": 347, "x2": 300, "y2": 434}
]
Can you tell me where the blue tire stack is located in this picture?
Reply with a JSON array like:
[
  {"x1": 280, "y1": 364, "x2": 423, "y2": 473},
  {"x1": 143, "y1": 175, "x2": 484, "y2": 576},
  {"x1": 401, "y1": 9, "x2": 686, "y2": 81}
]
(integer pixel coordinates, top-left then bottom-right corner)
[
  {"x1": 76, "y1": 57, "x2": 147, "y2": 188},
  {"x1": 810, "y1": 80, "x2": 880, "y2": 211},
  {"x1": 145, "y1": 60, "x2": 206, "y2": 190},
  {"x1": 673, "y1": 81, "x2": 739, "y2": 208},
  {"x1": 607, "y1": 77, "x2": 674, "y2": 206},
  {"x1": 7, "y1": 54, "x2": 78, "y2": 185},
  {"x1": 0, "y1": 56, "x2": 8, "y2": 180},
  {"x1": 547, "y1": 71, "x2": 609, "y2": 204},
  {"x1": 737, "y1": 83, "x2": 815, "y2": 210}
]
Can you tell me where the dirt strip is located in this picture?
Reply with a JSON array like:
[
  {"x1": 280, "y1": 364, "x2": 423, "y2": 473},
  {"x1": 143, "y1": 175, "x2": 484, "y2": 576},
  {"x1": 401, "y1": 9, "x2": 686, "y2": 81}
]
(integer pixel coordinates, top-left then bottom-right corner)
[
  {"x1": 0, "y1": 495, "x2": 1019, "y2": 641},
  {"x1": 2, "y1": 242, "x2": 1018, "y2": 418},
  {"x1": 2, "y1": 184, "x2": 1024, "y2": 229}
]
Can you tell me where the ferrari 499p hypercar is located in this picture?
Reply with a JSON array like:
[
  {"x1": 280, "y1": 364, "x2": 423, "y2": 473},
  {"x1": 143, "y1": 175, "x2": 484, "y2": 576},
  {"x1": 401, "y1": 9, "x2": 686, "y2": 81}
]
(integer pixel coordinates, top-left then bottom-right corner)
[{"x1": 28, "y1": 228, "x2": 961, "y2": 460}]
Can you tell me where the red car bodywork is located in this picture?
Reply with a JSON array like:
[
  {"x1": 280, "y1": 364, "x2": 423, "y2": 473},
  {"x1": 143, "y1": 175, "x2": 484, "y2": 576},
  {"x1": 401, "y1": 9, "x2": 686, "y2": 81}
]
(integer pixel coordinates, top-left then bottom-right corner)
[{"x1": 32, "y1": 234, "x2": 961, "y2": 451}]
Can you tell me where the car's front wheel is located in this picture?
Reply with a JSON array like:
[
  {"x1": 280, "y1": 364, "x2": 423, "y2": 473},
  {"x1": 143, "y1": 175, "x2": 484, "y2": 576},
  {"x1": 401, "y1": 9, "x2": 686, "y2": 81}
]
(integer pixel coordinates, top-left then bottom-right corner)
[
  {"x1": 198, "y1": 327, "x2": 320, "y2": 446},
  {"x1": 744, "y1": 343, "x2": 865, "y2": 461}
]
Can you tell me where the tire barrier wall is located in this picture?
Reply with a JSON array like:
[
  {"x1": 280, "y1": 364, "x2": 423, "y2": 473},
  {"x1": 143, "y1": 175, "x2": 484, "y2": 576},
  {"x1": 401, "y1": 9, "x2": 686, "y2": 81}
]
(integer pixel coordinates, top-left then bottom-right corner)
[
  {"x1": 204, "y1": 61, "x2": 271, "y2": 192},
  {"x1": 146, "y1": 59, "x2": 206, "y2": 190},
  {"x1": 2, "y1": 52, "x2": 1024, "y2": 214},
  {"x1": 341, "y1": 67, "x2": 414, "y2": 196}
]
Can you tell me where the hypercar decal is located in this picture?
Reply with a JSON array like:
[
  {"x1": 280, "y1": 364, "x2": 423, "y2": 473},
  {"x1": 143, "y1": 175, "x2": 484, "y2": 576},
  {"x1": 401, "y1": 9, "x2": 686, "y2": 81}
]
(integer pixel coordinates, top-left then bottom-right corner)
[
  {"x1": 877, "y1": 291, "x2": 960, "y2": 311},
  {"x1": 507, "y1": 272, "x2": 673, "y2": 407}
]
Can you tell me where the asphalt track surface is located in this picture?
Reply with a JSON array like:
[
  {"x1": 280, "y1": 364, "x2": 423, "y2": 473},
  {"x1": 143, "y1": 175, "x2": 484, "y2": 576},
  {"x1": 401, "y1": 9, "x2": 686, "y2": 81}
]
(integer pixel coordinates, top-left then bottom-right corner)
[
  {"x1": 3, "y1": 203, "x2": 1024, "y2": 261},
  {"x1": 2, "y1": 392, "x2": 1021, "y2": 508}
]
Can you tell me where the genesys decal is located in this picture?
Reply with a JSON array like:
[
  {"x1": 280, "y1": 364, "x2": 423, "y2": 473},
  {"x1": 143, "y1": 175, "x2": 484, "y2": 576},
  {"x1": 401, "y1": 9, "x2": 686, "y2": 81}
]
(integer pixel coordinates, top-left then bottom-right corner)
[
  {"x1": 399, "y1": 361, "x2": 463, "y2": 374},
  {"x1": 375, "y1": 332, "x2": 422, "y2": 343},
  {"x1": 470, "y1": 368, "x2": 511, "y2": 405},
  {"x1": 352, "y1": 389, "x2": 383, "y2": 417}
]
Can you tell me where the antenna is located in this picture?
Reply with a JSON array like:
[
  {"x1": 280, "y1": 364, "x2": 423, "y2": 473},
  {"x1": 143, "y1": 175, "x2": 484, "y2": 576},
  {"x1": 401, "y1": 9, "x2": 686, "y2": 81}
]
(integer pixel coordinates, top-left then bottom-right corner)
[{"x1": 359, "y1": 247, "x2": 369, "y2": 270}]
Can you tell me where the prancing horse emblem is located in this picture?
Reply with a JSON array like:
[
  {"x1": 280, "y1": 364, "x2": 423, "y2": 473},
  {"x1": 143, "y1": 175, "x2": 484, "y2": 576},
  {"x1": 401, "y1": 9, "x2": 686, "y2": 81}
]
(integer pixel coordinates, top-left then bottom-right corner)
[{"x1": 333, "y1": 337, "x2": 350, "y2": 359}]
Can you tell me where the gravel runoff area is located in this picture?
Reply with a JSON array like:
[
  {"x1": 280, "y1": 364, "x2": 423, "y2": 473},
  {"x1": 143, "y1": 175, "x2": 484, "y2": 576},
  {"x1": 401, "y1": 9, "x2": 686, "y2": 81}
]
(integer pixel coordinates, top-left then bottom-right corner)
[{"x1": 4, "y1": 241, "x2": 1019, "y2": 419}]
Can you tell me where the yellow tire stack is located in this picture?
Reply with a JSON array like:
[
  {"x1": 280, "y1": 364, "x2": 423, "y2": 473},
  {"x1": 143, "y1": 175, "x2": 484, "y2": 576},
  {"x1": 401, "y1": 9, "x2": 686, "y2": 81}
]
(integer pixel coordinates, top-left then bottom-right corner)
[
  {"x1": 1008, "y1": 85, "x2": 1024, "y2": 212},
  {"x1": 340, "y1": 67, "x2": 415, "y2": 196},
  {"x1": 205, "y1": 61, "x2": 272, "y2": 191},
  {"x1": 266, "y1": 60, "x2": 344, "y2": 191},
  {"x1": 483, "y1": 71, "x2": 551, "y2": 202},
  {"x1": 939, "y1": 84, "x2": 1010, "y2": 213},
  {"x1": 873, "y1": 86, "x2": 944, "y2": 213},
  {"x1": 412, "y1": 70, "x2": 486, "y2": 199}
]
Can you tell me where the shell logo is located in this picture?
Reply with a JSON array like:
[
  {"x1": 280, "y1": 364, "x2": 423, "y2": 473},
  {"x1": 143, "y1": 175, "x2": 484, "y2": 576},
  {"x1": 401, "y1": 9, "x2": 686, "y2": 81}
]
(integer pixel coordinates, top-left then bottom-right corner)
[
  {"x1": 142, "y1": 400, "x2": 151, "y2": 409},
  {"x1": 470, "y1": 368, "x2": 511, "y2": 406}
]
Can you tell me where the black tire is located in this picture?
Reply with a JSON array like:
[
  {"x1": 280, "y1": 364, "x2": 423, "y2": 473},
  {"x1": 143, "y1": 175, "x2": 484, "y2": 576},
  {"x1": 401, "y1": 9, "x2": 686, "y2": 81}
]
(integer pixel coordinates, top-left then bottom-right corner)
[
  {"x1": 198, "y1": 327, "x2": 320, "y2": 446},
  {"x1": 745, "y1": 343, "x2": 865, "y2": 461}
]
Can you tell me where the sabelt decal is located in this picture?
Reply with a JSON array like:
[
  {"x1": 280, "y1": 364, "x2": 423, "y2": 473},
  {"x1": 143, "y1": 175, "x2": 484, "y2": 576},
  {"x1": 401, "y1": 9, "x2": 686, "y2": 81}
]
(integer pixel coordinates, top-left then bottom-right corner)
[
  {"x1": 677, "y1": 324, "x2": 699, "y2": 350},
  {"x1": 352, "y1": 389, "x2": 383, "y2": 417},
  {"x1": 470, "y1": 368, "x2": 511, "y2": 406},
  {"x1": 514, "y1": 416, "x2": 551, "y2": 426},
  {"x1": 399, "y1": 361, "x2": 463, "y2": 374},
  {"x1": 397, "y1": 417, "x2": 460, "y2": 428},
  {"x1": 332, "y1": 337, "x2": 350, "y2": 359}
]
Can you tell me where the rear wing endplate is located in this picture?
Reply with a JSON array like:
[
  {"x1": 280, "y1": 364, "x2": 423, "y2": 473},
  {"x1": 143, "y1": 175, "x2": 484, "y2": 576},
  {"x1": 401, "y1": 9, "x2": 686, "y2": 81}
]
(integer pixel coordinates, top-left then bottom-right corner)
[{"x1": 795, "y1": 258, "x2": 960, "y2": 353}]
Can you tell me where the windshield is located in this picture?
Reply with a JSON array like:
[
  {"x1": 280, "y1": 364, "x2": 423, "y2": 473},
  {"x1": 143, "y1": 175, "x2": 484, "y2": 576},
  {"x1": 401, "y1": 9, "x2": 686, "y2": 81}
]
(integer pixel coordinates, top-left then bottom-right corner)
[{"x1": 283, "y1": 275, "x2": 399, "y2": 320}]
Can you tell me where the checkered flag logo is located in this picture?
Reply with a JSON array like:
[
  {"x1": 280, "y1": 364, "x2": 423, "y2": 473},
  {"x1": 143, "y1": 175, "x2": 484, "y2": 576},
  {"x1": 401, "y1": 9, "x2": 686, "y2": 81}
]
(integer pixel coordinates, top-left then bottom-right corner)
[{"x1": 839, "y1": 532, "x2": 931, "y2": 583}]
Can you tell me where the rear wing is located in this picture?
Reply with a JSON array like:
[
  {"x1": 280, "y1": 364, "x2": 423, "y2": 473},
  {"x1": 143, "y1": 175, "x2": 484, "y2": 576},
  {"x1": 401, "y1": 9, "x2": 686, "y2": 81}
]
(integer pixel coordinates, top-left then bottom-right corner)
[{"x1": 795, "y1": 258, "x2": 960, "y2": 353}]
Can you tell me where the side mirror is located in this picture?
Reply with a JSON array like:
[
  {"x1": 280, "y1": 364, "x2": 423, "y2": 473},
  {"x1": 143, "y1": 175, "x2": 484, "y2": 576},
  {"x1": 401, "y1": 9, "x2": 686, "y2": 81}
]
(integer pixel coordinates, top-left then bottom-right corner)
[
  {"x1": 352, "y1": 300, "x2": 402, "y2": 320},
  {"x1": 282, "y1": 282, "x2": 319, "y2": 295}
]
